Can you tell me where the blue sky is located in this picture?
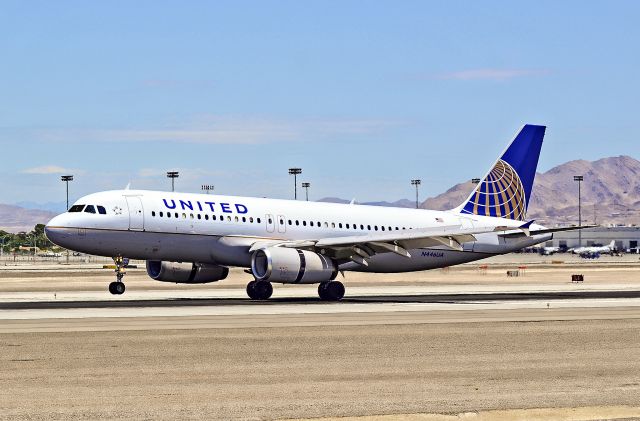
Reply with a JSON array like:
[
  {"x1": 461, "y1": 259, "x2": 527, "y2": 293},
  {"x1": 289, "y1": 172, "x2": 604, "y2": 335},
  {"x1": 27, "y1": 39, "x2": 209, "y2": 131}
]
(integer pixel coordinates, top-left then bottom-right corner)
[{"x1": 1, "y1": 1, "x2": 639, "y2": 207}]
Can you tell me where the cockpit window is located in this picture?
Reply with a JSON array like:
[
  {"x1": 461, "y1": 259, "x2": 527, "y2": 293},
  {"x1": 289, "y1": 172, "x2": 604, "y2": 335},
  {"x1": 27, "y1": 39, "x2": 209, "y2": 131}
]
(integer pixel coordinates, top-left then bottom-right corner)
[
  {"x1": 69, "y1": 205, "x2": 85, "y2": 213},
  {"x1": 97, "y1": 206, "x2": 107, "y2": 215},
  {"x1": 84, "y1": 205, "x2": 96, "y2": 214}
]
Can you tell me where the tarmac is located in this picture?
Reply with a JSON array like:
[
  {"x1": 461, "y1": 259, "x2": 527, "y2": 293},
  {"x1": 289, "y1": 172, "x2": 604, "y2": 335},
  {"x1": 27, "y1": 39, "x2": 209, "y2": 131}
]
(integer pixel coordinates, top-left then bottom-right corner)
[{"x1": 1, "y1": 254, "x2": 640, "y2": 419}]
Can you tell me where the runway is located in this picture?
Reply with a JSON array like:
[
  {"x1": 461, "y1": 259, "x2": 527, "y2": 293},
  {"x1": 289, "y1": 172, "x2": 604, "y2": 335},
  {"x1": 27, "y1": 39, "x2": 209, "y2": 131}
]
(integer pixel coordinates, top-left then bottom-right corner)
[{"x1": 2, "y1": 264, "x2": 640, "y2": 419}]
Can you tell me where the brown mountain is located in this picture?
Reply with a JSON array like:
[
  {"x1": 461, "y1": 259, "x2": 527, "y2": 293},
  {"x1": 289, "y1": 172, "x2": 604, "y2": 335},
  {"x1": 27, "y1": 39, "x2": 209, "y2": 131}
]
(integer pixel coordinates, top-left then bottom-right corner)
[
  {"x1": 422, "y1": 155, "x2": 640, "y2": 225},
  {"x1": 0, "y1": 204, "x2": 56, "y2": 234}
]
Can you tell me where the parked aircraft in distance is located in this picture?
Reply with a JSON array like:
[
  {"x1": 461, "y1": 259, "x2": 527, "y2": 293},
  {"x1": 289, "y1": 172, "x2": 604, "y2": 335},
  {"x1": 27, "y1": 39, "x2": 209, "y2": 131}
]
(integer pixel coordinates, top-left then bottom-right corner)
[
  {"x1": 45, "y1": 124, "x2": 588, "y2": 301},
  {"x1": 571, "y1": 240, "x2": 616, "y2": 258}
]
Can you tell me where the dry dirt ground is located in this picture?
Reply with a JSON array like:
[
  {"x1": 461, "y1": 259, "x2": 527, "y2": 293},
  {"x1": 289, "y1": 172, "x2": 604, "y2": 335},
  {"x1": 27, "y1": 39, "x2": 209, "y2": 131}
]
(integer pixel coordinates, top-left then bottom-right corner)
[
  {"x1": 1, "y1": 320, "x2": 640, "y2": 420},
  {"x1": 1, "y1": 256, "x2": 640, "y2": 420}
]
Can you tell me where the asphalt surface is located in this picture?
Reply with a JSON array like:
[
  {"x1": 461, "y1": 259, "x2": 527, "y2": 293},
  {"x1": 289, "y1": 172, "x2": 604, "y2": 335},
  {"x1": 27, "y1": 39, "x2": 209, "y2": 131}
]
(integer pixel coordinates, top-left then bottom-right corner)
[{"x1": 4, "y1": 289, "x2": 640, "y2": 310}]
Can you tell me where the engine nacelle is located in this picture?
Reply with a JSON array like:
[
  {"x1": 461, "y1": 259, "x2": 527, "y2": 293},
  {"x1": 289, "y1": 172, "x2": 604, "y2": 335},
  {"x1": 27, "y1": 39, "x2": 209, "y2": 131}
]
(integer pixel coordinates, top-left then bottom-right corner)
[
  {"x1": 251, "y1": 247, "x2": 338, "y2": 284},
  {"x1": 146, "y1": 261, "x2": 229, "y2": 284}
]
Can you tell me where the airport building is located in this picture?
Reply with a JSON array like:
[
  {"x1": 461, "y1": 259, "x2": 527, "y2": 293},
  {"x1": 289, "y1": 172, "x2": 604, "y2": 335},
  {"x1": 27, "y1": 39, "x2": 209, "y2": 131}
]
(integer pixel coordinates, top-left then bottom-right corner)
[{"x1": 546, "y1": 226, "x2": 640, "y2": 251}]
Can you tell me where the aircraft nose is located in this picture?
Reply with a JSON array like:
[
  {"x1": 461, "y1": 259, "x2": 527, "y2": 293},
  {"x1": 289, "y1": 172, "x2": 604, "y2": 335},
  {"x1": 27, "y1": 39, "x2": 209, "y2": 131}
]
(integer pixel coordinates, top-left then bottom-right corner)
[{"x1": 45, "y1": 214, "x2": 73, "y2": 247}]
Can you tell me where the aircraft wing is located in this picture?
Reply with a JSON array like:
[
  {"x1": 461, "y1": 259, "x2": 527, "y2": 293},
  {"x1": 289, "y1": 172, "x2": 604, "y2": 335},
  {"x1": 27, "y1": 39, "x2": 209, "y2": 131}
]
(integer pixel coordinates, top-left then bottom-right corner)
[
  {"x1": 498, "y1": 224, "x2": 598, "y2": 238},
  {"x1": 248, "y1": 224, "x2": 491, "y2": 266}
]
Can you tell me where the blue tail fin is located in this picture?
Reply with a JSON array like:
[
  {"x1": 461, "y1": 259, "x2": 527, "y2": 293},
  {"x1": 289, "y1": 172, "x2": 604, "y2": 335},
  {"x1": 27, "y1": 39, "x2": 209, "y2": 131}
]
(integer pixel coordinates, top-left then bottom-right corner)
[{"x1": 457, "y1": 124, "x2": 546, "y2": 221}]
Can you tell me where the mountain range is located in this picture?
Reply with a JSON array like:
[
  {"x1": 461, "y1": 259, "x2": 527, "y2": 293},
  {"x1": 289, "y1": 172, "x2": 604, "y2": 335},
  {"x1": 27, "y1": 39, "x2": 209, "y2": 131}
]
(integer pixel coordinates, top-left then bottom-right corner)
[
  {"x1": 1, "y1": 155, "x2": 639, "y2": 233},
  {"x1": 322, "y1": 155, "x2": 640, "y2": 226}
]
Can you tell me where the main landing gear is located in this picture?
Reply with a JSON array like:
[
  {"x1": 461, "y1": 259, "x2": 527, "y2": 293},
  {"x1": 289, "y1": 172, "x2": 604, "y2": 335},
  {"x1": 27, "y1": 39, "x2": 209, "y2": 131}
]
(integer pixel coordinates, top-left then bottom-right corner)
[
  {"x1": 108, "y1": 256, "x2": 127, "y2": 295},
  {"x1": 318, "y1": 281, "x2": 345, "y2": 301},
  {"x1": 246, "y1": 280, "x2": 273, "y2": 300}
]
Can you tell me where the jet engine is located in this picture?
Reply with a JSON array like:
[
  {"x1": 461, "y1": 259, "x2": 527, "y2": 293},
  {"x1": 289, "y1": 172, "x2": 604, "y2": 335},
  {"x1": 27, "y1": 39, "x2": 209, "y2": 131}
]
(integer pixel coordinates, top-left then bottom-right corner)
[
  {"x1": 146, "y1": 261, "x2": 229, "y2": 284},
  {"x1": 251, "y1": 247, "x2": 338, "y2": 284}
]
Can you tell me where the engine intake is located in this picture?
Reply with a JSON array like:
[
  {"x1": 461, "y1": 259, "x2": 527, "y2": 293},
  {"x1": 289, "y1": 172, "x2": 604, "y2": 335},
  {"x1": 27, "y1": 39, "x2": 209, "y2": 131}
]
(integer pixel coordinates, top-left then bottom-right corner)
[
  {"x1": 146, "y1": 261, "x2": 229, "y2": 284},
  {"x1": 251, "y1": 247, "x2": 337, "y2": 284}
]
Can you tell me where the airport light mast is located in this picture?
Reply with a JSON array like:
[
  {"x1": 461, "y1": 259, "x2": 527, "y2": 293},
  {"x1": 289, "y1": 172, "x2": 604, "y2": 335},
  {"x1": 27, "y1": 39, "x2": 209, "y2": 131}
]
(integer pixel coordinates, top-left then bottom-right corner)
[
  {"x1": 167, "y1": 171, "x2": 179, "y2": 192},
  {"x1": 288, "y1": 168, "x2": 302, "y2": 200},
  {"x1": 60, "y1": 175, "x2": 74, "y2": 265},
  {"x1": 61, "y1": 175, "x2": 73, "y2": 211},
  {"x1": 411, "y1": 179, "x2": 421, "y2": 209},
  {"x1": 301, "y1": 182, "x2": 311, "y2": 201},
  {"x1": 471, "y1": 178, "x2": 481, "y2": 184},
  {"x1": 201, "y1": 185, "x2": 215, "y2": 194},
  {"x1": 574, "y1": 175, "x2": 584, "y2": 247}
]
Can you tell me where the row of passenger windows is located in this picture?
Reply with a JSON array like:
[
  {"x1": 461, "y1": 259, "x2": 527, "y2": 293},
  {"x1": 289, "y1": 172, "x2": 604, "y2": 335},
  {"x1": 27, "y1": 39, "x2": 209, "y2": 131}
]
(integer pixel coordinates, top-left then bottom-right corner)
[
  {"x1": 68, "y1": 204, "x2": 107, "y2": 215},
  {"x1": 151, "y1": 210, "x2": 261, "y2": 224},
  {"x1": 150, "y1": 211, "x2": 413, "y2": 231}
]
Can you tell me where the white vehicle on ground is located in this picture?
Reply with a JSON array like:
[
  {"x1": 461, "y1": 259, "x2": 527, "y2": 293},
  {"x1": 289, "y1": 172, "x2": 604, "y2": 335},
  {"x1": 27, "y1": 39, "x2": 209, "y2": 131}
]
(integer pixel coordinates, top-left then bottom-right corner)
[{"x1": 46, "y1": 124, "x2": 587, "y2": 300}]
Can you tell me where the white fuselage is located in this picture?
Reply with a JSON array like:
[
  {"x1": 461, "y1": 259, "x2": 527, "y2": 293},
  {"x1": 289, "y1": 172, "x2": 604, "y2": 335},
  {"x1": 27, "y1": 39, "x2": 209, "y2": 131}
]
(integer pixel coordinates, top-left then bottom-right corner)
[{"x1": 45, "y1": 189, "x2": 551, "y2": 273}]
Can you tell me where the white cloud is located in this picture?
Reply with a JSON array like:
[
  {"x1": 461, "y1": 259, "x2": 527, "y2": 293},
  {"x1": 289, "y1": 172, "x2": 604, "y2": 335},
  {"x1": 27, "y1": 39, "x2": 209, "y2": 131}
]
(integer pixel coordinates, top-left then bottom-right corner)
[
  {"x1": 15, "y1": 115, "x2": 400, "y2": 145},
  {"x1": 22, "y1": 165, "x2": 79, "y2": 175},
  {"x1": 438, "y1": 68, "x2": 551, "y2": 81}
]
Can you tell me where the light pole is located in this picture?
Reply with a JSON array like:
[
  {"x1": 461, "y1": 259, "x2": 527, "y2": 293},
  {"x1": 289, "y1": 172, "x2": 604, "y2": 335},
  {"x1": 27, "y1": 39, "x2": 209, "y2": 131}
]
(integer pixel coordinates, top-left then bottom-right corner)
[
  {"x1": 411, "y1": 179, "x2": 421, "y2": 209},
  {"x1": 61, "y1": 175, "x2": 73, "y2": 264},
  {"x1": 301, "y1": 182, "x2": 310, "y2": 201},
  {"x1": 61, "y1": 175, "x2": 73, "y2": 211},
  {"x1": 167, "y1": 171, "x2": 179, "y2": 192},
  {"x1": 574, "y1": 175, "x2": 584, "y2": 247},
  {"x1": 288, "y1": 168, "x2": 302, "y2": 200},
  {"x1": 202, "y1": 185, "x2": 214, "y2": 194},
  {"x1": 0, "y1": 235, "x2": 6, "y2": 260}
]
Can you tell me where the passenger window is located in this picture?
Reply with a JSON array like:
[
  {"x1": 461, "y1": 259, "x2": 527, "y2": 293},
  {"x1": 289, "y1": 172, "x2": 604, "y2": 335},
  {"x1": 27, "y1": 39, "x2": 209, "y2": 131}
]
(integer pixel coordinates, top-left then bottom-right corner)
[
  {"x1": 227, "y1": 216, "x2": 232, "y2": 222},
  {"x1": 152, "y1": 211, "x2": 156, "y2": 217},
  {"x1": 167, "y1": 213, "x2": 171, "y2": 218},
  {"x1": 317, "y1": 221, "x2": 321, "y2": 227},
  {"x1": 257, "y1": 218, "x2": 261, "y2": 223},
  {"x1": 197, "y1": 214, "x2": 201, "y2": 220},
  {"x1": 268, "y1": 218, "x2": 273, "y2": 224},
  {"x1": 331, "y1": 222, "x2": 336, "y2": 228},
  {"x1": 213, "y1": 215, "x2": 217, "y2": 221},
  {"x1": 381, "y1": 226, "x2": 385, "y2": 231},
  {"x1": 190, "y1": 214, "x2": 194, "y2": 219},
  {"x1": 84, "y1": 205, "x2": 96, "y2": 214},
  {"x1": 367, "y1": 225, "x2": 371, "y2": 230},
  {"x1": 68, "y1": 204, "x2": 85, "y2": 213},
  {"x1": 182, "y1": 213, "x2": 187, "y2": 219},
  {"x1": 205, "y1": 215, "x2": 209, "y2": 220},
  {"x1": 346, "y1": 224, "x2": 349, "y2": 229},
  {"x1": 159, "y1": 211, "x2": 163, "y2": 217},
  {"x1": 339, "y1": 223, "x2": 343, "y2": 228},
  {"x1": 279, "y1": 218, "x2": 284, "y2": 225},
  {"x1": 309, "y1": 221, "x2": 314, "y2": 227},
  {"x1": 97, "y1": 206, "x2": 107, "y2": 215},
  {"x1": 235, "y1": 216, "x2": 239, "y2": 222},
  {"x1": 174, "y1": 212, "x2": 178, "y2": 218},
  {"x1": 295, "y1": 220, "x2": 299, "y2": 226},
  {"x1": 374, "y1": 226, "x2": 378, "y2": 231},
  {"x1": 242, "y1": 217, "x2": 246, "y2": 222},
  {"x1": 303, "y1": 221, "x2": 307, "y2": 226},
  {"x1": 250, "y1": 217, "x2": 254, "y2": 223}
]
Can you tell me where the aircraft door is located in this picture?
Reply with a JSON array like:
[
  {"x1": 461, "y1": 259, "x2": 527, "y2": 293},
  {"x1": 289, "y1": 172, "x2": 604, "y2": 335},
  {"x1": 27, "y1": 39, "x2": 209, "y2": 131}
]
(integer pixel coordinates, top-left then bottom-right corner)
[
  {"x1": 125, "y1": 196, "x2": 144, "y2": 231},
  {"x1": 265, "y1": 214, "x2": 275, "y2": 233},
  {"x1": 277, "y1": 215, "x2": 286, "y2": 233}
]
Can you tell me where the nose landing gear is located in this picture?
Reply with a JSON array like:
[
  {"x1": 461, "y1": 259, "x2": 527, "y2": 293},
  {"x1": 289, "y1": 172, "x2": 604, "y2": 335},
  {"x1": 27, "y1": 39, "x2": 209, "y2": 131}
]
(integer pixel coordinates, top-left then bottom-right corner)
[{"x1": 108, "y1": 256, "x2": 127, "y2": 295}]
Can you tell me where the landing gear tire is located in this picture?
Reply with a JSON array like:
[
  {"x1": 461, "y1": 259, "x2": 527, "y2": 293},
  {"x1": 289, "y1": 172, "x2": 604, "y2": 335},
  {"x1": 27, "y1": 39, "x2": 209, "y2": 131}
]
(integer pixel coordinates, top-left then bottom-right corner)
[
  {"x1": 318, "y1": 281, "x2": 345, "y2": 301},
  {"x1": 108, "y1": 281, "x2": 125, "y2": 295},
  {"x1": 109, "y1": 256, "x2": 127, "y2": 295},
  {"x1": 247, "y1": 280, "x2": 273, "y2": 300}
]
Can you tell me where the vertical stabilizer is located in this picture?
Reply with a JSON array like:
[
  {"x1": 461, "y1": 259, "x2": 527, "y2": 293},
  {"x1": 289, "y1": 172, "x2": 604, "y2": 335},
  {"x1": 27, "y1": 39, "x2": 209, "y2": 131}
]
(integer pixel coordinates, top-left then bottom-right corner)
[{"x1": 456, "y1": 124, "x2": 546, "y2": 221}]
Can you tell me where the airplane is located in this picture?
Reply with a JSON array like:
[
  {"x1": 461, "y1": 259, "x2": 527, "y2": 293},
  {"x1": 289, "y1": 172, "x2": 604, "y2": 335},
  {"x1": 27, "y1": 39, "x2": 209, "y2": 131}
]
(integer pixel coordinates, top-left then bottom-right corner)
[
  {"x1": 45, "y1": 124, "x2": 587, "y2": 301},
  {"x1": 534, "y1": 245, "x2": 561, "y2": 255},
  {"x1": 571, "y1": 240, "x2": 616, "y2": 258}
]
